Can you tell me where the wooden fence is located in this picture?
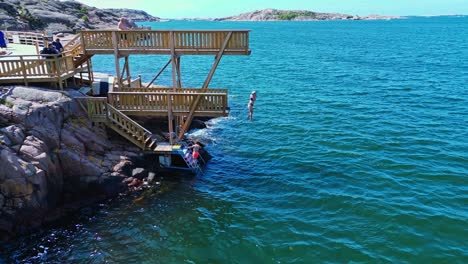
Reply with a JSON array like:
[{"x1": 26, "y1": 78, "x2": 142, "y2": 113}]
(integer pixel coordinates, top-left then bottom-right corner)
[
  {"x1": 4, "y1": 31, "x2": 48, "y2": 47},
  {"x1": 0, "y1": 54, "x2": 75, "y2": 81}
]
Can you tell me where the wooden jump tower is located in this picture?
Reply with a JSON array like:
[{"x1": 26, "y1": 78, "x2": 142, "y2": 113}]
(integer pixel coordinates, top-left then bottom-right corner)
[{"x1": 0, "y1": 29, "x2": 251, "y2": 173}]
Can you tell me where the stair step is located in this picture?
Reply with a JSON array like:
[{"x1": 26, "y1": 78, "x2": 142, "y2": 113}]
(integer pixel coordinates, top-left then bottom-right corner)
[{"x1": 147, "y1": 138, "x2": 157, "y2": 148}]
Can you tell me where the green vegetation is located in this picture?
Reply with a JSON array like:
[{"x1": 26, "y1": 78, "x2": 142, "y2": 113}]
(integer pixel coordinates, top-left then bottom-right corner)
[
  {"x1": 81, "y1": 15, "x2": 89, "y2": 22},
  {"x1": 16, "y1": 5, "x2": 45, "y2": 29},
  {"x1": 76, "y1": 6, "x2": 89, "y2": 14},
  {"x1": 0, "y1": 99, "x2": 13, "y2": 108},
  {"x1": 277, "y1": 11, "x2": 317, "y2": 20}
]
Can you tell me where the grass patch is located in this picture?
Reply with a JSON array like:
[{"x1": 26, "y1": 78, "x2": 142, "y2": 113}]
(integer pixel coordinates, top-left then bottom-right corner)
[{"x1": 0, "y1": 98, "x2": 14, "y2": 108}]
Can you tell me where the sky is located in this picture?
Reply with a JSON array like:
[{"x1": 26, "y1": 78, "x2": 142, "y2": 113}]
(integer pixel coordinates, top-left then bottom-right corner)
[{"x1": 76, "y1": 0, "x2": 468, "y2": 18}]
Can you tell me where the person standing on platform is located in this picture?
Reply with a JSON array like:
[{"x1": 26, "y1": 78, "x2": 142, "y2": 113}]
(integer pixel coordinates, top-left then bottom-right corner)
[
  {"x1": 52, "y1": 38, "x2": 64, "y2": 53},
  {"x1": 40, "y1": 43, "x2": 59, "y2": 75},
  {"x1": 247, "y1": 91, "x2": 257, "y2": 121}
]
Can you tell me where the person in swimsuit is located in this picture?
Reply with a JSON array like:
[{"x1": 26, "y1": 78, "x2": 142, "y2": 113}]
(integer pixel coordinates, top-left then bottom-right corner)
[{"x1": 247, "y1": 91, "x2": 256, "y2": 121}]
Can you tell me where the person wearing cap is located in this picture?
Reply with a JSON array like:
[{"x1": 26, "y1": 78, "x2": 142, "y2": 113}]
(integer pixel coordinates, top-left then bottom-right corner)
[{"x1": 247, "y1": 91, "x2": 257, "y2": 121}]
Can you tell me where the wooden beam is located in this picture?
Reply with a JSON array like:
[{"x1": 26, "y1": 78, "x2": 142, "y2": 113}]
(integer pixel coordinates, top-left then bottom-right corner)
[
  {"x1": 167, "y1": 31, "x2": 176, "y2": 144},
  {"x1": 19, "y1": 56, "x2": 29, "y2": 86},
  {"x1": 178, "y1": 32, "x2": 233, "y2": 139},
  {"x1": 176, "y1": 56, "x2": 182, "y2": 88},
  {"x1": 170, "y1": 31, "x2": 177, "y2": 91},
  {"x1": 201, "y1": 31, "x2": 233, "y2": 91},
  {"x1": 146, "y1": 58, "x2": 171, "y2": 88},
  {"x1": 125, "y1": 56, "x2": 131, "y2": 84},
  {"x1": 112, "y1": 31, "x2": 121, "y2": 89}
]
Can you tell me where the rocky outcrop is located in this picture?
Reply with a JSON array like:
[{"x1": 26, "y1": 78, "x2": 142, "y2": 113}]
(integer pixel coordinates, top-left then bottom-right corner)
[
  {"x1": 214, "y1": 8, "x2": 401, "y2": 21},
  {"x1": 0, "y1": 0, "x2": 160, "y2": 33},
  {"x1": 0, "y1": 86, "x2": 156, "y2": 240}
]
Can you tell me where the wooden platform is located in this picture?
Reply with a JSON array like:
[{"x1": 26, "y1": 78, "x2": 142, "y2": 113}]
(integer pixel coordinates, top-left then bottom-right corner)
[{"x1": 81, "y1": 30, "x2": 251, "y2": 56}]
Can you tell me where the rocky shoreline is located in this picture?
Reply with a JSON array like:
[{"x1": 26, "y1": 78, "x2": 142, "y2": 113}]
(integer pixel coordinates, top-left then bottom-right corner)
[
  {"x1": 0, "y1": 86, "x2": 164, "y2": 240},
  {"x1": 0, "y1": 0, "x2": 160, "y2": 33}
]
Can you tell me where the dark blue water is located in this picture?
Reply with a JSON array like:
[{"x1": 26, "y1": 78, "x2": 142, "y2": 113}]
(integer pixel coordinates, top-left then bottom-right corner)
[{"x1": 3, "y1": 17, "x2": 468, "y2": 263}]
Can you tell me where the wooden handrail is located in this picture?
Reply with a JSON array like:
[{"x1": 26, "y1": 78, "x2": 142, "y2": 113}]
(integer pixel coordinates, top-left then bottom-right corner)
[
  {"x1": 63, "y1": 34, "x2": 81, "y2": 50},
  {"x1": 109, "y1": 91, "x2": 228, "y2": 96},
  {"x1": 107, "y1": 92, "x2": 228, "y2": 116},
  {"x1": 115, "y1": 87, "x2": 228, "y2": 93},
  {"x1": 0, "y1": 55, "x2": 74, "y2": 77},
  {"x1": 81, "y1": 30, "x2": 250, "y2": 53},
  {"x1": 106, "y1": 103, "x2": 152, "y2": 149}
]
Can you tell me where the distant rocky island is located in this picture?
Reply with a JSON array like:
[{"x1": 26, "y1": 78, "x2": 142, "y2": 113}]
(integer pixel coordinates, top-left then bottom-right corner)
[
  {"x1": 0, "y1": 1, "x2": 401, "y2": 33},
  {"x1": 0, "y1": 0, "x2": 160, "y2": 33},
  {"x1": 214, "y1": 8, "x2": 401, "y2": 21}
]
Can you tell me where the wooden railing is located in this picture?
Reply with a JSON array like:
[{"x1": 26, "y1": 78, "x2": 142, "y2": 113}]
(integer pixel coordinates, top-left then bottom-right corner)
[
  {"x1": 108, "y1": 91, "x2": 228, "y2": 116},
  {"x1": 85, "y1": 97, "x2": 152, "y2": 149},
  {"x1": 106, "y1": 103, "x2": 152, "y2": 149},
  {"x1": 4, "y1": 31, "x2": 48, "y2": 47},
  {"x1": 115, "y1": 87, "x2": 228, "y2": 94},
  {"x1": 63, "y1": 34, "x2": 83, "y2": 58},
  {"x1": 0, "y1": 54, "x2": 75, "y2": 79},
  {"x1": 81, "y1": 30, "x2": 250, "y2": 54},
  {"x1": 86, "y1": 97, "x2": 108, "y2": 122}
]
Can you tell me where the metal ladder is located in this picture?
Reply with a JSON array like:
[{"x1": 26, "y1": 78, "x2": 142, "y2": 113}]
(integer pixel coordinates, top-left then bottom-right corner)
[{"x1": 180, "y1": 148, "x2": 203, "y2": 175}]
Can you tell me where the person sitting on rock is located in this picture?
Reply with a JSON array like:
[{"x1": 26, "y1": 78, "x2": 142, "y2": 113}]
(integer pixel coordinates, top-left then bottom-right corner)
[{"x1": 52, "y1": 38, "x2": 64, "y2": 53}]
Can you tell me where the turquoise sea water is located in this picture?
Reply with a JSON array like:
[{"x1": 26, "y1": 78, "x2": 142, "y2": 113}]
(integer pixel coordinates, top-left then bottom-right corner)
[{"x1": 3, "y1": 17, "x2": 468, "y2": 263}]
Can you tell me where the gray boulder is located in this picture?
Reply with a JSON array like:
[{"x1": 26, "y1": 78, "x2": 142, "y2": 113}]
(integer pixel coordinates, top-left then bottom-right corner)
[{"x1": 0, "y1": 125, "x2": 25, "y2": 145}]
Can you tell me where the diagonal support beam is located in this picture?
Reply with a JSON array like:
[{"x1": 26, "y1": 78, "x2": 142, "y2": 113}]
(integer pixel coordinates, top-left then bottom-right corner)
[
  {"x1": 177, "y1": 31, "x2": 233, "y2": 140},
  {"x1": 146, "y1": 58, "x2": 172, "y2": 88}
]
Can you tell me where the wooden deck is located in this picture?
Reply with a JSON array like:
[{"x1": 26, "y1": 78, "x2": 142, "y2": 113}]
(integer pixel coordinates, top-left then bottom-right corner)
[
  {"x1": 81, "y1": 30, "x2": 250, "y2": 56},
  {"x1": 0, "y1": 54, "x2": 80, "y2": 87},
  {"x1": 108, "y1": 89, "x2": 228, "y2": 117},
  {"x1": 2, "y1": 29, "x2": 250, "y2": 149}
]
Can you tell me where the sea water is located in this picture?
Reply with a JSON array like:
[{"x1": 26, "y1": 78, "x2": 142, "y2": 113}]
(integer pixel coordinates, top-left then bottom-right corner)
[{"x1": 2, "y1": 17, "x2": 467, "y2": 263}]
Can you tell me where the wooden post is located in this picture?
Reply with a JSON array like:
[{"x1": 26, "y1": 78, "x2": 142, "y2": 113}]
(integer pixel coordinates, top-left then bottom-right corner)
[
  {"x1": 112, "y1": 31, "x2": 121, "y2": 89},
  {"x1": 125, "y1": 56, "x2": 131, "y2": 84},
  {"x1": 170, "y1": 31, "x2": 177, "y2": 91},
  {"x1": 19, "y1": 56, "x2": 28, "y2": 86},
  {"x1": 55, "y1": 56, "x2": 63, "y2": 90},
  {"x1": 167, "y1": 93, "x2": 174, "y2": 145},
  {"x1": 176, "y1": 56, "x2": 182, "y2": 88},
  {"x1": 167, "y1": 31, "x2": 177, "y2": 144}
]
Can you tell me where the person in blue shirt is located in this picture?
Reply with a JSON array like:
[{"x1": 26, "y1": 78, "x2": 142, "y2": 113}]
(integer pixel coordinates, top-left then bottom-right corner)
[
  {"x1": 52, "y1": 38, "x2": 63, "y2": 53},
  {"x1": 40, "y1": 43, "x2": 60, "y2": 74}
]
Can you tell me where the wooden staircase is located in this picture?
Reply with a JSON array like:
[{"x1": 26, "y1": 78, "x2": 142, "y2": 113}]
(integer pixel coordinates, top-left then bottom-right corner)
[
  {"x1": 73, "y1": 53, "x2": 93, "y2": 68},
  {"x1": 86, "y1": 97, "x2": 158, "y2": 151},
  {"x1": 63, "y1": 34, "x2": 94, "y2": 83},
  {"x1": 85, "y1": 97, "x2": 205, "y2": 173}
]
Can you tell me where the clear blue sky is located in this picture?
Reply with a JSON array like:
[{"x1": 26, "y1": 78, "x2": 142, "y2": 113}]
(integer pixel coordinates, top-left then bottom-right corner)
[{"x1": 77, "y1": 0, "x2": 468, "y2": 18}]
